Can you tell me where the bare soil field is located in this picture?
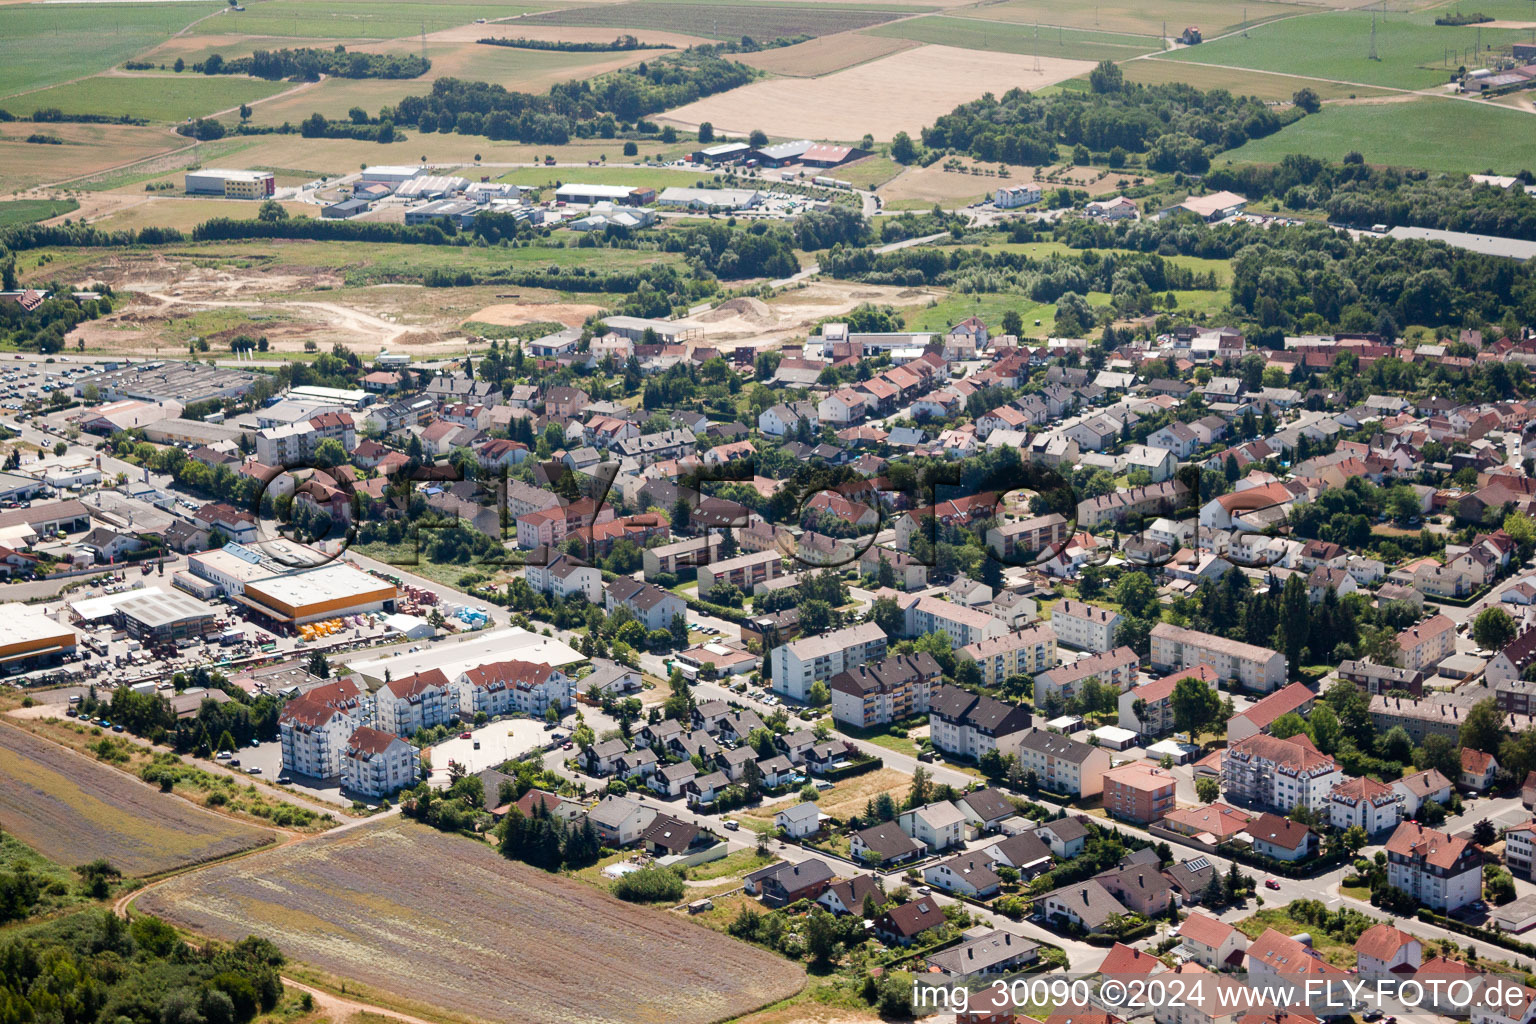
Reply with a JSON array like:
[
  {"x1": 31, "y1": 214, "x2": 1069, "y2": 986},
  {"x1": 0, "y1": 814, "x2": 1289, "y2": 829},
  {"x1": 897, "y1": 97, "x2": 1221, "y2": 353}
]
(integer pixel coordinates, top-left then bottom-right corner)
[
  {"x1": 0, "y1": 122, "x2": 184, "y2": 194},
  {"x1": 659, "y1": 45, "x2": 1094, "y2": 140},
  {"x1": 0, "y1": 723, "x2": 276, "y2": 876},
  {"x1": 670, "y1": 280, "x2": 939, "y2": 347},
  {"x1": 737, "y1": 31, "x2": 918, "y2": 76},
  {"x1": 468, "y1": 299, "x2": 605, "y2": 327},
  {"x1": 138, "y1": 818, "x2": 805, "y2": 1024}
]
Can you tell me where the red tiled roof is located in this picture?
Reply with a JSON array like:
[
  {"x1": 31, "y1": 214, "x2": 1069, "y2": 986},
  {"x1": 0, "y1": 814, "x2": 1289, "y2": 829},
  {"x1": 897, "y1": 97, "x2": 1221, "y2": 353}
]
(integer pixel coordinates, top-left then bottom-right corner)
[
  {"x1": 1179, "y1": 911, "x2": 1238, "y2": 950},
  {"x1": 1384, "y1": 821, "x2": 1472, "y2": 870},
  {"x1": 1354, "y1": 923, "x2": 1417, "y2": 961}
]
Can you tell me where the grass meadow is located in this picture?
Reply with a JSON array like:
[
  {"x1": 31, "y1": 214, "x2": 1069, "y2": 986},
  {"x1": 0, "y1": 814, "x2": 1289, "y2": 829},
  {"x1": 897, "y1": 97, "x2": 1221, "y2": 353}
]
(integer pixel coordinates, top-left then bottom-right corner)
[
  {"x1": 0, "y1": 1, "x2": 224, "y2": 100},
  {"x1": 1162, "y1": 9, "x2": 1526, "y2": 89},
  {"x1": 945, "y1": 0, "x2": 1314, "y2": 38},
  {"x1": 20, "y1": 75, "x2": 290, "y2": 122},
  {"x1": 1222, "y1": 96, "x2": 1536, "y2": 174},
  {"x1": 517, "y1": 1, "x2": 908, "y2": 38},
  {"x1": 0, "y1": 198, "x2": 79, "y2": 228},
  {"x1": 1120, "y1": 57, "x2": 1396, "y2": 100},
  {"x1": 216, "y1": 0, "x2": 552, "y2": 39}
]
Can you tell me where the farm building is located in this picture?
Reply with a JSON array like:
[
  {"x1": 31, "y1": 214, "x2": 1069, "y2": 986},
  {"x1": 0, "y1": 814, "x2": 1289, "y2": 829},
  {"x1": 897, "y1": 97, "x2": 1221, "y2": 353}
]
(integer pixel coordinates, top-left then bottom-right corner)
[
  {"x1": 801, "y1": 143, "x2": 866, "y2": 167},
  {"x1": 184, "y1": 169, "x2": 274, "y2": 199},
  {"x1": 691, "y1": 142, "x2": 752, "y2": 164},
  {"x1": 237, "y1": 563, "x2": 398, "y2": 627},
  {"x1": 1174, "y1": 191, "x2": 1248, "y2": 222},
  {"x1": 0, "y1": 605, "x2": 77, "y2": 671},
  {"x1": 656, "y1": 187, "x2": 762, "y2": 211},
  {"x1": 752, "y1": 140, "x2": 813, "y2": 166},
  {"x1": 554, "y1": 184, "x2": 653, "y2": 206}
]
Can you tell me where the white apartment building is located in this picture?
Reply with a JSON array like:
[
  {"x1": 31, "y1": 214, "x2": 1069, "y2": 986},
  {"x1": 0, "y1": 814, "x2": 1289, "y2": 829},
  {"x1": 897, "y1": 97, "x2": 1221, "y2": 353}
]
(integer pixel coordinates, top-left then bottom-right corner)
[
  {"x1": 928, "y1": 683, "x2": 1034, "y2": 761},
  {"x1": 1221, "y1": 733, "x2": 1343, "y2": 814},
  {"x1": 1050, "y1": 599, "x2": 1124, "y2": 653},
  {"x1": 276, "y1": 677, "x2": 368, "y2": 779},
  {"x1": 1150, "y1": 622, "x2": 1287, "y2": 692},
  {"x1": 341, "y1": 726, "x2": 421, "y2": 798},
  {"x1": 770, "y1": 622, "x2": 888, "y2": 702},
  {"x1": 1328, "y1": 776, "x2": 1403, "y2": 834},
  {"x1": 373, "y1": 668, "x2": 454, "y2": 736},
  {"x1": 959, "y1": 623, "x2": 1058, "y2": 688},
  {"x1": 454, "y1": 659, "x2": 573, "y2": 719},
  {"x1": 1504, "y1": 821, "x2": 1536, "y2": 878},
  {"x1": 1384, "y1": 821, "x2": 1482, "y2": 912},
  {"x1": 904, "y1": 595, "x2": 1010, "y2": 648},
  {"x1": 897, "y1": 800, "x2": 967, "y2": 852},
  {"x1": 524, "y1": 553, "x2": 603, "y2": 604}
]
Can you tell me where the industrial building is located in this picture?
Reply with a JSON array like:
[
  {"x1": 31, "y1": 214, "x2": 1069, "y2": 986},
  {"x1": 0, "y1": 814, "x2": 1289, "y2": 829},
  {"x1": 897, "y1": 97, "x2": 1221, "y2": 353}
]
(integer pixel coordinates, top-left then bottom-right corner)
[
  {"x1": 359, "y1": 165, "x2": 425, "y2": 185},
  {"x1": 73, "y1": 362, "x2": 259, "y2": 405},
  {"x1": 395, "y1": 175, "x2": 470, "y2": 200},
  {"x1": 184, "y1": 169, "x2": 275, "y2": 199},
  {"x1": 111, "y1": 589, "x2": 218, "y2": 643},
  {"x1": 554, "y1": 184, "x2": 652, "y2": 206},
  {"x1": 656, "y1": 187, "x2": 761, "y2": 211},
  {"x1": 404, "y1": 199, "x2": 479, "y2": 228},
  {"x1": 597, "y1": 315, "x2": 703, "y2": 344},
  {"x1": 238, "y1": 563, "x2": 397, "y2": 626},
  {"x1": 690, "y1": 142, "x2": 752, "y2": 164},
  {"x1": 322, "y1": 198, "x2": 370, "y2": 219},
  {"x1": 187, "y1": 544, "x2": 285, "y2": 596},
  {"x1": 0, "y1": 606, "x2": 77, "y2": 673}
]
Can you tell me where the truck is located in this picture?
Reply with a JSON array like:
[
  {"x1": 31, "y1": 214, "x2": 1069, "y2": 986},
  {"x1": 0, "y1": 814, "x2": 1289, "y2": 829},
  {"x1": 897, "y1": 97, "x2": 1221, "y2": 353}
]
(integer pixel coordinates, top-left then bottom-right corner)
[{"x1": 218, "y1": 627, "x2": 245, "y2": 647}]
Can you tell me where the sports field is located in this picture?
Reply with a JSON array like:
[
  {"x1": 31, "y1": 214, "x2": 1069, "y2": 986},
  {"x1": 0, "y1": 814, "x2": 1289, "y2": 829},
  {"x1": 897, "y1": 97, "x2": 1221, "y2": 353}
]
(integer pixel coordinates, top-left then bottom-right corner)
[
  {"x1": 0, "y1": 724, "x2": 275, "y2": 877},
  {"x1": 867, "y1": 15, "x2": 1165, "y2": 61},
  {"x1": 1121, "y1": 57, "x2": 1396, "y2": 100},
  {"x1": 20, "y1": 74, "x2": 291, "y2": 122},
  {"x1": 1222, "y1": 96, "x2": 1536, "y2": 174},
  {"x1": 1161, "y1": 9, "x2": 1526, "y2": 90},
  {"x1": 945, "y1": 0, "x2": 1313, "y2": 38},
  {"x1": 517, "y1": 1, "x2": 908, "y2": 39},
  {"x1": 662, "y1": 44, "x2": 1093, "y2": 140},
  {"x1": 138, "y1": 818, "x2": 806, "y2": 1024},
  {"x1": 0, "y1": 1, "x2": 225, "y2": 100}
]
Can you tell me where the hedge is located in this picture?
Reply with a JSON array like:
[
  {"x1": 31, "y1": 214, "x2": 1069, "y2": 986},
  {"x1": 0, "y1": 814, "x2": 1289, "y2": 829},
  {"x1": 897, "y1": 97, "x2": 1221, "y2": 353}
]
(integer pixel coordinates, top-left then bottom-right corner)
[{"x1": 816, "y1": 755, "x2": 883, "y2": 782}]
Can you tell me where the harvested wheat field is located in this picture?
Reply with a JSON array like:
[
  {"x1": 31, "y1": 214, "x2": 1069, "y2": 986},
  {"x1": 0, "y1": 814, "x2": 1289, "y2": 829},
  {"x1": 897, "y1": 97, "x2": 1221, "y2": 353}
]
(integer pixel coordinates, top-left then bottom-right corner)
[
  {"x1": 0, "y1": 724, "x2": 276, "y2": 876},
  {"x1": 737, "y1": 32, "x2": 917, "y2": 76},
  {"x1": 660, "y1": 44, "x2": 1094, "y2": 140},
  {"x1": 139, "y1": 818, "x2": 805, "y2": 1024}
]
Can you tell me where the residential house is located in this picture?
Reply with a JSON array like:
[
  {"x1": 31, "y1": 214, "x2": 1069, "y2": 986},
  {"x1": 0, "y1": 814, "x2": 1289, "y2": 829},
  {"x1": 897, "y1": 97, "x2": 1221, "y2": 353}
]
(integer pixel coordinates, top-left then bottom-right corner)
[
  {"x1": 373, "y1": 669, "x2": 453, "y2": 736},
  {"x1": 744, "y1": 859, "x2": 835, "y2": 907},
  {"x1": 925, "y1": 853, "x2": 1003, "y2": 898},
  {"x1": 769, "y1": 622, "x2": 888, "y2": 702},
  {"x1": 776, "y1": 802, "x2": 821, "y2": 839},
  {"x1": 851, "y1": 821, "x2": 925, "y2": 866},
  {"x1": 1177, "y1": 912, "x2": 1248, "y2": 969},
  {"x1": 1221, "y1": 734, "x2": 1342, "y2": 814},
  {"x1": 898, "y1": 800, "x2": 967, "y2": 852},
  {"x1": 1385, "y1": 821, "x2": 1483, "y2": 911},
  {"x1": 875, "y1": 897, "x2": 947, "y2": 946},
  {"x1": 1102, "y1": 763, "x2": 1177, "y2": 824},
  {"x1": 1328, "y1": 776, "x2": 1403, "y2": 834},
  {"x1": 829, "y1": 651, "x2": 941, "y2": 728},
  {"x1": 1226, "y1": 683, "x2": 1317, "y2": 744},
  {"x1": 604, "y1": 577, "x2": 685, "y2": 632},
  {"x1": 959, "y1": 625, "x2": 1058, "y2": 689},
  {"x1": 1394, "y1": 768, "x2": 1455, "y2": 817},
  {"x1": 585, "y1": 795, "x2": 658, "y2": 846},
  {"x1": 1248, "y1": 812, "x2": 1318, "y2": 862}
]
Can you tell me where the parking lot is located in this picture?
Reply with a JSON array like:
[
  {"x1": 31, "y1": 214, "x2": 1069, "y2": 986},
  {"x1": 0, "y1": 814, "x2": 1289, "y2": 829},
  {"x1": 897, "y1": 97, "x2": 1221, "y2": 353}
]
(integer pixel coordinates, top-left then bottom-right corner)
[{"x1": 428, "y1": 717, "x2": 553, "y2": 782}]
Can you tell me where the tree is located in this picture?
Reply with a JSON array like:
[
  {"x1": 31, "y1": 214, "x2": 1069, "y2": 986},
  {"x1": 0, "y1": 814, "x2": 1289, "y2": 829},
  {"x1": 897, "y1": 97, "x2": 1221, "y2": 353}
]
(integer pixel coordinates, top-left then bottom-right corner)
[
  {"x1": 311, "y1": 437, "x2": 345, "y2": 469},
  {"x1": 623, "y1": 141, "x2": 638, "y2": 156},
  {"x1": 698, "y1": 122, "x2": 714, "y2": 143},
  {"x1": 807, "y1": 680, "x2": 831, "y2": 707},
  {"x1": 670, "y1": 494, "x2": 691, "y2": 533},
  {"x1": 1269, "y1": 712, "x2": 1308, "y2": 739},
  {"x1": 1114, "y1": 572, "x2": 1159, "y2": 620},
  {"x1": 1171, "y1": 677, "x2": 1221, "y2": 741},
  {"x1": 1088, "y1": 59, "x2": 1123, "y2": 93},
  {"x1": 1474, "y1": 607, "x2": 1517, "y2": 654},
  {"x1": 890, "y1": 131, "x2": 917, "y2": 164},
  {"x1": 1307, "y1": 703, "x2": 1342, "y2": 755},
  {"x1": 1196, "y1": 776, "x2": 1220, "y2": 804},
  {"x1": 748, "y1": 128, "x2": 768, "y2": 147},
  {"x1": 906, "y1": 766, "x2": 931, "y2": 809},
  {"x1": 1460, "y1": 697, "x2": 1507, "y2": 757},
  {"x1": 256, "y1": 199, "x2": 288, "y2": 223},
  {"x1": 52, "y1": 441, "x2": 66, "y2": 457},
  {"x1": 1292, "y1": 87, "x2": 1321, "y2": 113},
  {"x1": 305, "y1": 651, "x2": 330, "y2": 679},
  {"x1": 870, "y1": 596, "x2": 903, "y2": 637},
  {"x1": 1417, "y1": 734, "x2": 1461, "y2": 778}
]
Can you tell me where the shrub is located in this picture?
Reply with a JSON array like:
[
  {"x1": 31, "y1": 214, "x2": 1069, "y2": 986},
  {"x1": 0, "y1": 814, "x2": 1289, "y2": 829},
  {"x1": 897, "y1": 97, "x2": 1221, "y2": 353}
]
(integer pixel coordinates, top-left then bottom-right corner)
[{"x1": 611, "y1": 865, "x2": 685, "y2": 903}]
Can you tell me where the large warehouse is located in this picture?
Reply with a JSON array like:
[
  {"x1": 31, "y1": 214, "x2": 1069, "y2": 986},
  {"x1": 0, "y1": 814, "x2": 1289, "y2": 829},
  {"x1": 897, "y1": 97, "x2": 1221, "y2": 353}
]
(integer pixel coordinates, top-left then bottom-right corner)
[
  {"x1": 237, "y1": 563, "x2": 397, "y2": 626},
  {"x1": 0, "y1": 606, "x2": 77, "y2": 673},
  {"x1": 184, "y1": 169, "x2": 275, "y2": 199},
  {"x1": 113, "y1": 590, "x2": 218, "y2": 643}
]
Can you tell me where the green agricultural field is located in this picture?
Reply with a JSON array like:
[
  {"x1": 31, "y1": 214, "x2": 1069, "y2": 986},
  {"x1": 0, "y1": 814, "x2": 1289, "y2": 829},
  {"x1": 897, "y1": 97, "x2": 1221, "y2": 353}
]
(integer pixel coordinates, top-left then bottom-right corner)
[
  {"x1": 1162, "y1": 9, "x2": 1525, "y2": 90},
  {"x1": 20, "y1": 75, "x2": 290, "y2": 123},
  {"x1": 0, "y1": 1, "x2": 225, "y2": 100},
  {"x1": 219, "y1": 0, "x2": 553, "y2": 40},
  {"x1": 945, "y1": 0, "x2": 1312, "y2": 39},
  {"x1": 517, "y1": 1, "x2": 908, "y2": 39},
  {"x1": 0, "y1": 199, "x2": 79, "y2": 229},
  {"x1": 867, "y1": 16, "x2": 1164, "y2": 61},
  {"x1": 1222, "y1": 96, "x2": 1536, "y2": 174},
  {"x1": 1120, "y1": 57, "x2": 1395, "y2": 101}
]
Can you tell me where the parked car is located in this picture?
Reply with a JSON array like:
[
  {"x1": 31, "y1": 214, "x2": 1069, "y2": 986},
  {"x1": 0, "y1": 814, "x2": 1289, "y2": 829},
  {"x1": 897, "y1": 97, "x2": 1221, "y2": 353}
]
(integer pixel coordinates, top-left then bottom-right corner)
[
  {"x1": 722, "y1": 820, "x2": 739, "y2": 831},
  {"x1": 459, "y1": 731, "x2": 472, "y2": 740}
]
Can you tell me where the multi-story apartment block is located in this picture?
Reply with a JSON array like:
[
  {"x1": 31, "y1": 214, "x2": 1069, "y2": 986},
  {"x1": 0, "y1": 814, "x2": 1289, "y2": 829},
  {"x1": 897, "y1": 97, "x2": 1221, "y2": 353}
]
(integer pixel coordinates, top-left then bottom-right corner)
[
  {"x1": 1016, "y1": 730, "x2": 1112, "y2": 797},
  {"x1": 958, "y1": 624, "x2": 1058, "y2": 688},
  {"x1": 1368, "y1": 694, "x2": 1536, "y2": 744},
  {"x1": 1150, "y1": 623, "x2": 1286, "y2": 692},
  {"x1": 604, "y1": 577, "x2": 686, "y2": 633},
  {"x1": 927, "y1": 684, "x2": 1034, "y2": 761},
  {"x1": 1396, "y1": 613, "x2": 1456, "y2": 673},
  {"x1": 454, "y1": 659, "x2": 573, "y2": 719},
  {"x1": 373, "y1": 668, "x2": 453, "y2": 736},
  {"x1": 524, "y1": 552, "x2": 603, "y2": 604},
  {"x1": 1119, "y1": 665, "x2": 1219, "y2": 738},
  {"x1": 1033, "y1": 646, "x2": 1139, "y2": 706},
  {"x1": 1050, "y1": 599, "x2": 1124, "y2": 653},
  {"x1": 1487, "y1": 627, "x2": 1536, "y2": 689},
  {"x1": 1503, "y1": 821, "x2": 1536, "y2": 878},
  {"x1": 770, "y1": 622, "x2": 888, "y2": 702},
  {"x1": 1221, "y1": 733, "x2": 1343, "y2": 814},
  {"x1": 277, "y1": 676, "x2": 368, "y2": 779},
  {"x1": 341, "y1": 726, "x2": 421, "y2": 798},
  {"x1": 903, "y1": 595, "x2": 1010, "y2": 648},
  {"x1": 1102, "y1": 762, "x2": 1177, "y2": 824},
  {"x1": 985, "y1": 514, "x2": 1069, "y2": 561},
  {"x1": 1328, "y1": 776, "x2": 1403, "y2": 834},
  {"x1": 1385, "y1": 821, "x2": 1482, "y2": 911},
  {"x1": 828, "y1": 652, "x2": 941, "y2": 728},
  {"x1": 698, "y1": 550, "x2": 782, "y2": 599}
]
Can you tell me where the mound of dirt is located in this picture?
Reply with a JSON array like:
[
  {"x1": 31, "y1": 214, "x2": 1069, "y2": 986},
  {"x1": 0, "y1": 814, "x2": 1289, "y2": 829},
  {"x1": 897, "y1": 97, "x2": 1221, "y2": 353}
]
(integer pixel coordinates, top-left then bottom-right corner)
[
  {"x1": 699, "y1": 296, "x2": 773, "y2": 324},
  {"x1": 394, "y1": 331, "x2": 442, "y2": 347}
]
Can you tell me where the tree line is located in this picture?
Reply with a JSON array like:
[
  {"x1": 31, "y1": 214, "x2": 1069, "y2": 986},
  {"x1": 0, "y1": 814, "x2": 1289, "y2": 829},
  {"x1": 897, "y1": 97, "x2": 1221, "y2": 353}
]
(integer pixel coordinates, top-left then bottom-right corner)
[
  {"x1": 477, "y1": 34, "x2": 672, "y2": 53},
  {"x1": 192, "y1": 46, "x2": 430, "y2": 81}
]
